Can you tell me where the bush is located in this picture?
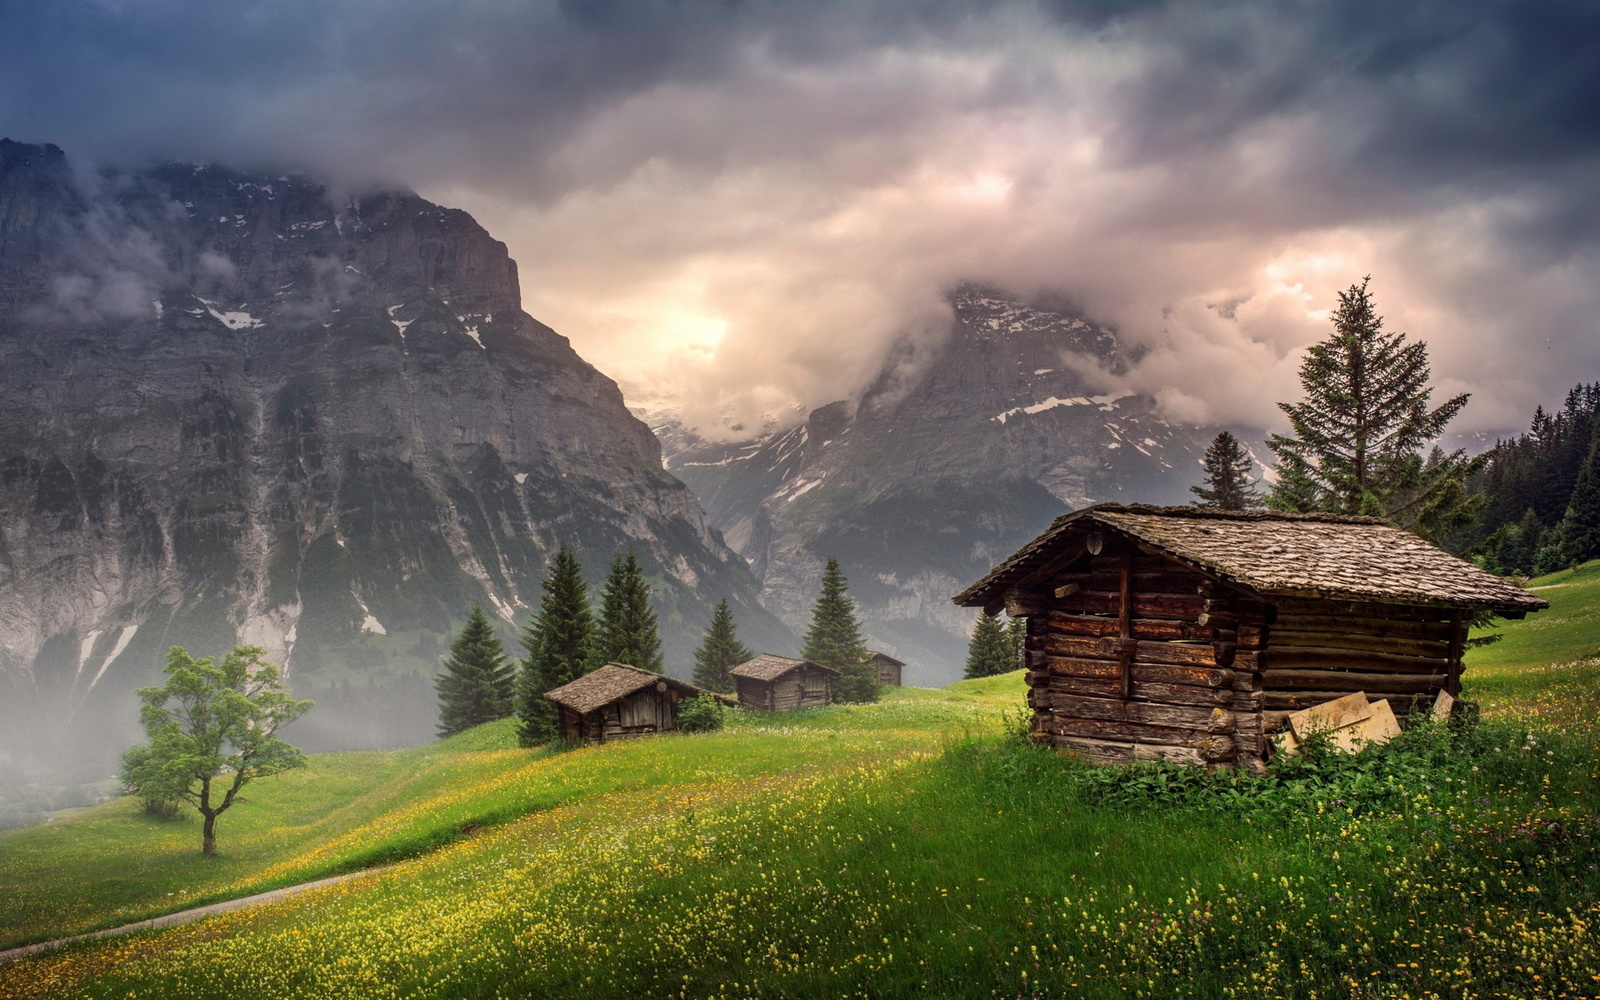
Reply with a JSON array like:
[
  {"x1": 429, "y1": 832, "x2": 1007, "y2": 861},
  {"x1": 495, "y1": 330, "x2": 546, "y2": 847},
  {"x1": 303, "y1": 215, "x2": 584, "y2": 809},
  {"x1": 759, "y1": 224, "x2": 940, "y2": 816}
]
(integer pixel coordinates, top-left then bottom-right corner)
[{"x1": 677, "y1": 696, "x2": 726, "y2": 733}]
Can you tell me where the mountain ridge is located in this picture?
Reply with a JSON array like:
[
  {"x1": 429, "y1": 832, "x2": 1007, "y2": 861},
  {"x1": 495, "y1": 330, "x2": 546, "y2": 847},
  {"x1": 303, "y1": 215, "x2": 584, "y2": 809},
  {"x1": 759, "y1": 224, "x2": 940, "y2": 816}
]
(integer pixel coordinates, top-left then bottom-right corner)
[
  {"x1": 656, "y1": 286, "x2": 1221, "y2": 682},
  {"x1": 0, "y1": 138, "x2": 790, "y2": 770}
]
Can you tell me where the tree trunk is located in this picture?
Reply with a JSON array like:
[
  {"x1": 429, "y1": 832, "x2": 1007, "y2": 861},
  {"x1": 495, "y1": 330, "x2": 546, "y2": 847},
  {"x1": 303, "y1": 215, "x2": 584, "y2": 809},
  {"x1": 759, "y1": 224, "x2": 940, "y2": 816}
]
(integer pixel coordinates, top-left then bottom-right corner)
[{"x1": 199, "y1": 775, "x2": 217, "y2": 856}]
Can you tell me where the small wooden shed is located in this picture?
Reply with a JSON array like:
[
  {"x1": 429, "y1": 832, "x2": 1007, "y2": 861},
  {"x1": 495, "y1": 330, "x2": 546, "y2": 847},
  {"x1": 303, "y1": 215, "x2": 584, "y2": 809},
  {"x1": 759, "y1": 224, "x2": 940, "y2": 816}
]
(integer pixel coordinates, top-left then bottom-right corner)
[
  {"x1": 544, "y1": 663, "x2": 707, "y2": 743},
  {"x1": 730, "y1": 655, "x2": 839, "y2": 712},
  {"x1": 953, "y1": 505, "x2": 1547, "y2": 770},
  {"x1": 866, "y1": 651, "x2": 905, "y2": 687}
]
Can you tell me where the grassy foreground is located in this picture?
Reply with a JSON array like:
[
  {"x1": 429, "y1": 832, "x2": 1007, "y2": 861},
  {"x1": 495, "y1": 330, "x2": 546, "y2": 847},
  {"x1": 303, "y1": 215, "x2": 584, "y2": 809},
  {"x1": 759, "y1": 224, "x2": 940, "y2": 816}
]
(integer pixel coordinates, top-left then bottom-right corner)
[{"x1": 1, "y1": 572, "x2": 1598, "y2": 998}]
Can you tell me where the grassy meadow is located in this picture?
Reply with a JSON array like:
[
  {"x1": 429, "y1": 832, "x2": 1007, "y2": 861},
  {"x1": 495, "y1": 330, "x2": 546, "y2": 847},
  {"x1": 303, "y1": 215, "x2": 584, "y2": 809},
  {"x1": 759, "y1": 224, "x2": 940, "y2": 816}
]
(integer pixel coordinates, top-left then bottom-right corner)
[{"x1": 1, "y1": 568, "x2": 1598, "y2": 998}]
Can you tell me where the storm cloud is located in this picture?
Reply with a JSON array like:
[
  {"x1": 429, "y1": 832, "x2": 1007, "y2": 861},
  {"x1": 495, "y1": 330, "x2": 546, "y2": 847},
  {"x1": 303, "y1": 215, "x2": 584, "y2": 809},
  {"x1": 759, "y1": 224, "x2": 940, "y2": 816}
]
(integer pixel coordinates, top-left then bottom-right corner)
[{"x1": 3, "y1": 0, "x2": 1597, "y2": 436}]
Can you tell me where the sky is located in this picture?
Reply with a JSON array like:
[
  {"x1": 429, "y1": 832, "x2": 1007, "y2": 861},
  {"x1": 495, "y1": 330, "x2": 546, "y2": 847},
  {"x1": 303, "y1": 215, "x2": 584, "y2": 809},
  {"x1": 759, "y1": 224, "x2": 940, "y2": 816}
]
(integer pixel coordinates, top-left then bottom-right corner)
[{"x1": 2, "y1": 0, "x2": 1598, "y2": 440}]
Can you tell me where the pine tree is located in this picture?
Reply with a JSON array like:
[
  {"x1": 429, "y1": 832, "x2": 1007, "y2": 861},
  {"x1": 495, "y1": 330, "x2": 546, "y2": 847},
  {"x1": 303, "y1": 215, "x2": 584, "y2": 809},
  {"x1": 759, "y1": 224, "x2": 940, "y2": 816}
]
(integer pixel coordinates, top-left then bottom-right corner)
[
  {"x1": 965, "y1": 612, "x2": 1015, "y2": 679},
  {"x1": 1191, "y1": 431, "x2": 1262, "y2": 510},
  {"x1": 596, "y1": 549, "x2": 664, "y2": 672},
  {"x1": 1267, "y1": 277, "x2": 1484, "y2": 541},
  {"x1": 515, "y1": 547, "x2": 598, "y2": 746},
  {"x1": 434, "y1": 605, "x2": 515, "y2": 738},
  {"x1": 801, "y1": 557, "x2": 877, "y2": 703},
  {"x1": 692, "y1": 599, "x2": 752, "y2": 693},
  {"x1": 1558, "y1": 435, "x2": 1600, "y2": 565},
  {"x1": 1007, "y1": 615, "x2": 1028, "y2": 672}
]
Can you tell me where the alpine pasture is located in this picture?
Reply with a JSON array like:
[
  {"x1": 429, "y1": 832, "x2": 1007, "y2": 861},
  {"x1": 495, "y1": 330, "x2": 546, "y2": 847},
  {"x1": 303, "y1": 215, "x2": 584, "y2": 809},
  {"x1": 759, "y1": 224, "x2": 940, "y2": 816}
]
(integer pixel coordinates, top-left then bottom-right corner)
[{"x1": 2, "y1": 570, "x2": 1598, "y2": 999}]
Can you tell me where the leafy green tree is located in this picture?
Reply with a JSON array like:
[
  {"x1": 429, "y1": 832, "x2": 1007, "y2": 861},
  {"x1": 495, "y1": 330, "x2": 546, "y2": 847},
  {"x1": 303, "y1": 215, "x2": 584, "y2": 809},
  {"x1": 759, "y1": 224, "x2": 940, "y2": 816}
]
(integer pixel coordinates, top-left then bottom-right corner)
[
  {"x1": 692, "y1": 599, "x2": 753, "y2": 693},
  {"x1": 119, "y1": 742, "x2": 182, "y2": 817},
  {"x1": 801, "y1": 557, "x2": 877, "y2": 703},
  {"x1": 435, "y1": 605, "x2": 515, "y2": 738},
  {"x1": 121, "y1": 646, "x2": 313, "y2": 855},
  {"x1": 516, "y1": 547, "x2": 599, "y2": 746},
  {"x1": 1558, "y1": 436, "x2": 1600, "y2": 565},
  {"x1": 1267, "y1": 277, "x2": 1483, "y2": 540},
  {"x1": 596, "y1": 549, "x2": 664, "y2": 672},
  {"x1": 965, "y1": 611, "x2": 1015, "y2": 679},
  {"x1": 1191, "y1": 431, "x2": 1262, "y2": 510}
]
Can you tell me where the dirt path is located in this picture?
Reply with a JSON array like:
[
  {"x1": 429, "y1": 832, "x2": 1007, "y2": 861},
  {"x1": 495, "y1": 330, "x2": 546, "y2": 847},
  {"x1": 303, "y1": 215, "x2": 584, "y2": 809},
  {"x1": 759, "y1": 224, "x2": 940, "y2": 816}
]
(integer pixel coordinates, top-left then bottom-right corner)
[{"x1": 0, "y1": 867, "x2": 387, "y2": 966}]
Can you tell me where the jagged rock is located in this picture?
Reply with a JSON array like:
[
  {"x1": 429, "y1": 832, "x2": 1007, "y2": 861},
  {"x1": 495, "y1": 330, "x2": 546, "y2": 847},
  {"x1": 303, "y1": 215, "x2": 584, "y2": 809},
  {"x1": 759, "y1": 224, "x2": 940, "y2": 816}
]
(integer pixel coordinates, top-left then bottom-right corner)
[
  {"x1": 657, "y1": 286, "x2": 1222, "y2": 683},
  {"x1": 0, "y1": 139, "x2": 789, "y2": 770}
]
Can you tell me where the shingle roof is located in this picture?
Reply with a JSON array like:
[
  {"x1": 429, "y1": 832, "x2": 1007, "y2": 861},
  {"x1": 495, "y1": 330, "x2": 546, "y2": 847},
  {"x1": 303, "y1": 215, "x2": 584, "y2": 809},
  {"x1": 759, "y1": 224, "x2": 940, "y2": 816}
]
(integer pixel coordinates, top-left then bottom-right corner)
[
  {"x1": 866, "y1": 650, "x2": 905, "y2": 666},
  {"x1": 953, "y1": 504, "x2": 1548, "y2": 613},
  {"x1": 729, "y1": 654, "x2": 840, "y2": 682},
  {"x1": 543, "y1": 663, "x2": 703, "y2": 714}
]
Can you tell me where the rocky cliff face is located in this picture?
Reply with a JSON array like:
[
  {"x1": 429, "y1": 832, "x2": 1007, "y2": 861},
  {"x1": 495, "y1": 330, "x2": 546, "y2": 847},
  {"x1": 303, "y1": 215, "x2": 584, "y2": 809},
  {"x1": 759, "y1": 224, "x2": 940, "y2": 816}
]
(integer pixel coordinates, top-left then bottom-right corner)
[
  {"x1": 657, "y1": 287, "x2": 1222, "y2": 684},
  {"x1": 0, "y1": 139, "x2": 789, "y2": 771}
]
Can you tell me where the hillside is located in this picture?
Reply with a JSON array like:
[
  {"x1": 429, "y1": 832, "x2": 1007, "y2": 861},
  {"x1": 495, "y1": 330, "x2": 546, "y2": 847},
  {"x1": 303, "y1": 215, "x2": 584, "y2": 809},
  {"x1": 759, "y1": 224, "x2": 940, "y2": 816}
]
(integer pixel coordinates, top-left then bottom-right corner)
[
  {"x1": 2, "y1": 571, "x2": 1598, "y2": 998},
  {"x1": 0, "y1": 139, "x2": 790, "y2": 769}
]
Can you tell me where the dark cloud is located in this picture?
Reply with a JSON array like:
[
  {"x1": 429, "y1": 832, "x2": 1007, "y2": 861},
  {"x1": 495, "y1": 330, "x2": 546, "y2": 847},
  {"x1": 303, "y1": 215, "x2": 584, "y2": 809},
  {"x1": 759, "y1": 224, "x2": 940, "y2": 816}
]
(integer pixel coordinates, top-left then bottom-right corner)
[{"x1": 1, "y1": 0, "x2": 1597, "y2": 435}]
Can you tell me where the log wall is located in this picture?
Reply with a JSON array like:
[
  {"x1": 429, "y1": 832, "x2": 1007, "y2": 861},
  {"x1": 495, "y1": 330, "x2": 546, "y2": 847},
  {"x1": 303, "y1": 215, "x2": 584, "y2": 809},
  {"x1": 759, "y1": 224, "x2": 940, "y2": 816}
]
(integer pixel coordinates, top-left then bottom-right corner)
[
  {"x1": 1017, "y1": 543, "x2": 1471, "y2": 770},
  {"x1": 562, "y1": 690, "x2": 682, "y2": 743},
  {"x1": 736, "y1": 667, "x2": 834, "y2": 713}
]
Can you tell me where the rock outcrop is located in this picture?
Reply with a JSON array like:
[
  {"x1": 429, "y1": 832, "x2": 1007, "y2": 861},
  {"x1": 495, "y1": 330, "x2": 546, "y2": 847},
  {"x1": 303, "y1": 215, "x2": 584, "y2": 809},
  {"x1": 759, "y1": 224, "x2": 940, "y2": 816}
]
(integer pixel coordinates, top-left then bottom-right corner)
[
  {"x1": 658, "y1": 287, "x2": 1224, "y2": 683},
  {"x1": 0, "y1": 139, "x2": 788, "y2": 769}
]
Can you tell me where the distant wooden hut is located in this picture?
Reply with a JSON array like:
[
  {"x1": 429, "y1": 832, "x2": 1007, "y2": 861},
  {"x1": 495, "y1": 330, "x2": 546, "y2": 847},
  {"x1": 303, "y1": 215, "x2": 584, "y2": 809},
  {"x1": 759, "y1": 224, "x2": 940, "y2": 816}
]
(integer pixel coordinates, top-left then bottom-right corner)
[
  {"x1": 730, "y1": 655, "x2": 839, "y2": 712},
  {"x1": 543, "y1": 663, "x2": 706, "y2": 743},
  {"x1": 954, "y1": 504, "x2": 1547, "y2": 770},
  {"x1": 866, "y1": 650, "x2": 905, "y2": 686}
]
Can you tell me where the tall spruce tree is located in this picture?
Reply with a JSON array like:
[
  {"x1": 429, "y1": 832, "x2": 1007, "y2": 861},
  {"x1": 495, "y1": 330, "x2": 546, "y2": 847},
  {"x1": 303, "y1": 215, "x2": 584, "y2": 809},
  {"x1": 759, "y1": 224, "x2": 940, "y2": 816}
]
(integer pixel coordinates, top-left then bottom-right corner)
[
  {"x1": 1558, "y1": 435, "x2": 1600, "y2": 566},
  {"x1": 596, "y1": 549, "x2": 664, "y2": 672},
  {"x1": 1191, "y1": 431, "x2": 1262, "y2": 510},
  {"x1": 692, "y1": 599, "x2": 752, "y2": 693},
  {"x1": 435, "y1": 605, "x2": 515, "y2": 738},
  {"x1": 515, "y1": 547, "x2": 598, "y2": 746},
  {"x1": 1266, "y1": 277, "x2": 1483, "y2": 541},
  {"x1": 1007, "y1": 615, "x2": 1028, "y2": 672},
  {"x1": 801, "y1": 557, "x2": 877, "y2": 703},
  {"x1": 965, "y1": 612, "x2": 1014, "y2": 679}
]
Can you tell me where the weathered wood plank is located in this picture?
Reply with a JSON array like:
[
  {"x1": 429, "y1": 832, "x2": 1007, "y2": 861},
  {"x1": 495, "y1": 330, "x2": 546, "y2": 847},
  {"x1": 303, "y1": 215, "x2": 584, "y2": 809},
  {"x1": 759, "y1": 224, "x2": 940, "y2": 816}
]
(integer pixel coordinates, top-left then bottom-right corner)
[
  {"x1": 1233, "y1": 649, "x2": 1265, "y2": 673},
  {"x1": 1237, "y1": 624, "x2": 1268, "y2": 649},
  {"x1": 1264, "y1": 690, "x2": 1430, "y2": 712},
  {"x1": 1044, "y1": 714, "x2": 1195, "y2": 745},
  {"x1": 1074, "y1": 571, "x2": 1211, "y2": 594},
  {"x1": 1054, "y1": 736, "x2": 1212, "y2": 767},
  {"x1": 1040, "y1": 634, "x2": 1220, "y2": 667},
  {"x1": 1047, "y1": 694, "x2": 1237, "y2": 732},
  {"x1": 1042, "y1": 675, "x2": 1237, "y2": 708},
  {"x1": 1045, "y1": 656, "x2": 1235, "y2": 689},
  {"x1": 1273, "y1": 596, "x2": 1456, "y2": 622},
  {"x1": 1262, "y1": 668, "x2": 1446, "y2": 694},
  {"x1": 1042, "y1": 613, "x2": 1218, "y2": 642},
  {"x1": 1271, "y1": 613, "x2": 1453, "y2": 641},
  {"x1": 1264, "y1": 647, "x2": 1450, "y2": 674},
  {"x1": 1446, "y1": 613, "x2": 1467, "y2": 697},
  {"x1": 1269, "y1": 629, "x2": 1452, "y2": 657},
  {"x1": 1052, "y1": 590, "x2": 1206, "y2": 619}
]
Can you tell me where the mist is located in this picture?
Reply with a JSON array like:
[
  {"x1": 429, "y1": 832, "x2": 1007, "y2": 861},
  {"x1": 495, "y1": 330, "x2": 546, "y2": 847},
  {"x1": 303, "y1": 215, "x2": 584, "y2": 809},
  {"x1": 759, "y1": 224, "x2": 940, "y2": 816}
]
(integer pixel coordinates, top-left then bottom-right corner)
[{"x1": 3, "y1": 1, "x2": 1596, "y2": 440}]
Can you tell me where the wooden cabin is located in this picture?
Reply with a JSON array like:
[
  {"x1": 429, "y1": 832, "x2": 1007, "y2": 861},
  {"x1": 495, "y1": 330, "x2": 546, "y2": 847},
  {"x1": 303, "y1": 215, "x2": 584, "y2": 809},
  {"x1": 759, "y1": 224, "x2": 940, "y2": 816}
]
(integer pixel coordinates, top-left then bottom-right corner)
[
  {"x1": 953, "y1": 505, "x2": 1547, "y2": 770},
  {"x1": 543, "y1": 663, "x2": 707, "y2": 743},
  {"x1": 730, "y1": 654, "x2": 839, "y2": 712},
  {"x1": 866, "y1": 651, "x2": 905, "y2": 687}
]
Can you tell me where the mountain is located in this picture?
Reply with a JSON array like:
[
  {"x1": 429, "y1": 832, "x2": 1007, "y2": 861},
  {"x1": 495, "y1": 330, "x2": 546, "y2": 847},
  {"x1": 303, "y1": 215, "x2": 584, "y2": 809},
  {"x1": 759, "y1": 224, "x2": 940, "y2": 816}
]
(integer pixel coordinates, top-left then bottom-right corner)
[
  {"x1": 656, "y1": 287, "x2": 1220, "y2": 684},
  {"x1": 0, "y1": 139, "x2": 790, "y2": 772}
]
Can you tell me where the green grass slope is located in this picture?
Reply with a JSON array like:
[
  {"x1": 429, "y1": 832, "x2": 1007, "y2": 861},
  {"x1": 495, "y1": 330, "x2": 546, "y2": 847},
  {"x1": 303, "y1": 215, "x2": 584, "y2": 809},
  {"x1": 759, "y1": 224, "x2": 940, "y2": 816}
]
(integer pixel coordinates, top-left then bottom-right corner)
[
  {"x1": 0, "y1": 684, "x2": 1018, "y2": 953},
  {"x1": 3, "y1": 578, "x2": 1599, "y2": 998},
  {"x1": 1467, "y1": 559, "x2": 1600, "y2": 727}
]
